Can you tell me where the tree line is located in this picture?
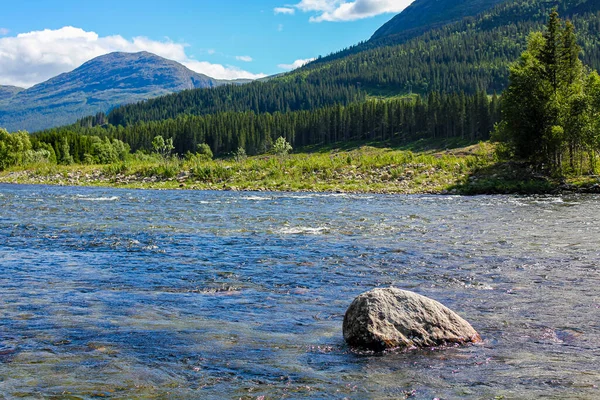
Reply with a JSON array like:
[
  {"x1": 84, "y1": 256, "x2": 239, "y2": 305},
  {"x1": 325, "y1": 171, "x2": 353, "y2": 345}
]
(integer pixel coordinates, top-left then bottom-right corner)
[
  {"x1": 0, "y1": 127, "x2": 130, "y2": 169},
  {"x1": 32, "y1": 91, "x2": 499, "y2": 162},
  {"x1": 102, "y1": 79, "x2": 365, "y2": 128}
]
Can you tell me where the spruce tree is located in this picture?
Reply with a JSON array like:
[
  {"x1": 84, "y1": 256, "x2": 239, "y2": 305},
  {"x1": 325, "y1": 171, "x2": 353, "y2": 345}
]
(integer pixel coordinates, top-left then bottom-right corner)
[{"x1": 498, "y1": 10, "x2": 600, "y2": 174}]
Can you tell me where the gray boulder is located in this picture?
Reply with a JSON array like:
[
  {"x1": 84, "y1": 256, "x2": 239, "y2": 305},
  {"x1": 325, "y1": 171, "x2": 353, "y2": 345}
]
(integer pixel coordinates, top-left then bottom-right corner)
[{"x1": 343, "y1": 288, "x2": 481, "y2": 351}]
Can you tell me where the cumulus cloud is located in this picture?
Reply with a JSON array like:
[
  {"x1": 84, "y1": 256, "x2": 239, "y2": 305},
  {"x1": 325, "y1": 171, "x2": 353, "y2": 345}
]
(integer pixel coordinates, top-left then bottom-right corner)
[
  {"x1": 294, "y1": 0, "x2": 338, "y2": 12},
  {"x1": 235, "y1": 55, "x2": 253, "y2": 62},
  {"x1": 281, "y1": 0, "x2": 412, "y2": 22},
  {"x1": 0, "y1": 28, "x2": 9, "y2": 36},
  {"x1": 274, "y1": 7, "x2": 295, "y2": 15},
  {"x1": 278, "y1": 57, "x2": 316, "y2": 70},
  {"x1": 0, "y1": 26, "x2": 266, "y2": 88}
]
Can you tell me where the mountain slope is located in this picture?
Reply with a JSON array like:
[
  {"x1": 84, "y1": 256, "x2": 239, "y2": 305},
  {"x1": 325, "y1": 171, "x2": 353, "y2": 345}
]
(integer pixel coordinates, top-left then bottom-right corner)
[
  {"x1": 371, "y1": 0, "x2": 505, "y2": 40},
  {"x1": 305, "y1": 0, "x2": 507, "y2": 69},
  {"x1": 295, "y1": 0, "x2": 600, "y2": 94},
  {"x1": 95, "y1": 0, "x2": 600, "y2": 129},
  {"x1": 0, "y1": 51, "x2": 231, "y2": 132},
  {"x1": 0, "y1": 85, "x2": 24, "y2": 102}
]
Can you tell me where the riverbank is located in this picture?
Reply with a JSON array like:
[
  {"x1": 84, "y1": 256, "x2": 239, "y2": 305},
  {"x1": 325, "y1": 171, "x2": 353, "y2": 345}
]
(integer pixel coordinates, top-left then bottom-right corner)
[{"x1": 1, "y1": 142, "x2": 598, "y2": 194}]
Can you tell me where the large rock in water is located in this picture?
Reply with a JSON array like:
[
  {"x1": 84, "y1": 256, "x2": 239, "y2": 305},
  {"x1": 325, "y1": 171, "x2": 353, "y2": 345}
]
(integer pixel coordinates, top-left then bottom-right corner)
[{"x1": 343, "y1": 288, "x2": 481, "y2": 351}]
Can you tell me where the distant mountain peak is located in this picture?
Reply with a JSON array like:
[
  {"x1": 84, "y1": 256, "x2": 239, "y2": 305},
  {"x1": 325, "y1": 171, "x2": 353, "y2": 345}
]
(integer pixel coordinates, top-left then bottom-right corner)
[
  {"x1": 0, "y1": 85, "x2": 25, "y2": 103},
  {"x1": 0, "y1": 51, "x2": 237, "y2": 132}
]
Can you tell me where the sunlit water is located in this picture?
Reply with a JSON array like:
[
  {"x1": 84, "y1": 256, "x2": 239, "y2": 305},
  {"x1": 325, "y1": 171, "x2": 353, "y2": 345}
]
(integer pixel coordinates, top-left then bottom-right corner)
[{"x1": 0, "y1": 184, "x2": 599, "y2": 399}]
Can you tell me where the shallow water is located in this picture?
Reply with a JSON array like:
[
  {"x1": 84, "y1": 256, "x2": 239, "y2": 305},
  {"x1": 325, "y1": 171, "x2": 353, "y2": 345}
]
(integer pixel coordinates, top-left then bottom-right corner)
[{"x1": 0, "y1": 184, "x2": 598, "y2": 399}]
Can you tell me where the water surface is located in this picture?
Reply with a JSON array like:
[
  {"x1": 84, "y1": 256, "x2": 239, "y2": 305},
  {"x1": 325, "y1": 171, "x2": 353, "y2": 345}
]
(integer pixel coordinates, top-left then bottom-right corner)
[{"x1": 0, "y1": 184, "x2": 599, "y2": 399}]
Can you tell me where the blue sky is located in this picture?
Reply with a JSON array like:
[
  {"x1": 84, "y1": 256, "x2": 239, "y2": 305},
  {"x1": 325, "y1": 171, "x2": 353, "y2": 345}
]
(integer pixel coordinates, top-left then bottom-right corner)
[{"x1": 0, "y1": 0, "x2": 413, "y2": 87}]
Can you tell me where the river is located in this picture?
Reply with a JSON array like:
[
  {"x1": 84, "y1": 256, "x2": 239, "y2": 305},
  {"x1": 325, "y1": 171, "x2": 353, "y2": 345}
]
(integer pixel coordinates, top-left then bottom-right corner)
[{"x1": 0, "y1": 184, "x2": 598, "y2": 399}]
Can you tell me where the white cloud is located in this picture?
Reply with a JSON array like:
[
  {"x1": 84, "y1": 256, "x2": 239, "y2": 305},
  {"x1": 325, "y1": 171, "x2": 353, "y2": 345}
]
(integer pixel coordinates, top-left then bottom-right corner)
[
  {"x1": 0, "y1": 28, "x2": 9, "y2": 36},
  {"x1": 278, "y1": 57, "x2": 316, "y2": 70},
  {"x1": 235, "y1": 55, "x2": 253, "y2": 62},
  {"x1": 278, "y1": 24, "x2": 285, "y2": 32},
  {"x1": 274, "y1": 7, "x2": 295, "y2": 15},
  {"x1": 282, "y1": 0, "x2": 412, "y2": 22},
  {"x1": 183, "y1": 60, "x2": 264, "y2": 81},
  {"x1": 0, "y1": 26, "x2": 266, "y2": 88},
  {"x1": 295, "y1": 0, "x2": 339, "y2": 12}
]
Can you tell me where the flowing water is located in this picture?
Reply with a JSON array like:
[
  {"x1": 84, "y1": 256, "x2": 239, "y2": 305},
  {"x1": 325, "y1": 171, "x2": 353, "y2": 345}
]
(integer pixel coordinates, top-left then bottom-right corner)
[{"x1": 0, "y1": 184, "x2": 599, "y2": 399}]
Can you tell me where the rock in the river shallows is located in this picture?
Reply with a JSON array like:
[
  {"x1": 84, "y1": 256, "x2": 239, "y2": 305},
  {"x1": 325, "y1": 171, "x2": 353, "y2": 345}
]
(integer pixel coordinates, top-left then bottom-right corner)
[{"x1": 343, "y1": 288, "x2": 481, "y2": 351}]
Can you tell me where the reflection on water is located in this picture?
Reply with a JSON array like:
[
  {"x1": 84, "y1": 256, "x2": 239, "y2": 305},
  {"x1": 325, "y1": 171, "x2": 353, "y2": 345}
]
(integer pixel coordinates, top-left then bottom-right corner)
[{"x1": 0, "y1": 184, "x2": 599, "y2": 399}]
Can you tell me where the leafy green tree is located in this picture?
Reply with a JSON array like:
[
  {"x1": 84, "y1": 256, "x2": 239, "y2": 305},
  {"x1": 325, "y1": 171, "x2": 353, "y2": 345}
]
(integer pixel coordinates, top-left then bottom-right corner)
[
  {"x1": 234, "y1": 147, "x2": 247, "y2": 162},
  {"x1": 273, "y1": 136, "x2": 292, "y2": 157},
  {"x1": 59, "y1": 136, "x2": 74, "y2": 165},
  {"x1": 0, "y1": 129, "x2": 33, "y2": 170},
  {"x1": 112, "y1": 138, "x2": 130, "y2": 162},
  {"x1": 498, "y1": 10, "x2": 600, "y2": 174},
  {"x1": 196, "y1": 143, "x2": 213, "y2": 160},
  {"x1": 35, "y1": 142, "x2": 57, "y2": 164},
  {"x1": 86, "y1": 136, "x2": 130, "y2": 164},
  {"x1": 152, "y1": 135, "x2": 174, "y2": 159}
]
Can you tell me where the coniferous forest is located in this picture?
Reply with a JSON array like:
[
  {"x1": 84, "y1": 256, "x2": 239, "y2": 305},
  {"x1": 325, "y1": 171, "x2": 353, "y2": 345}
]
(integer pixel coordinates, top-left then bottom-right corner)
[{"x1": 33, "y1": 92, "x2": 499, "y2": 162}]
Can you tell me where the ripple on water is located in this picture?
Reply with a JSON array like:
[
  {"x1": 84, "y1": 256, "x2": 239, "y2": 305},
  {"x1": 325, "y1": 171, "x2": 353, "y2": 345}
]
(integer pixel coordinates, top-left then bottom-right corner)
[
  {"x1": 0, "y1": 185, "x2": 599, "y2": 398},
  {"x1": 73, "y1": 195, "x2": 120, "y2": 202}
]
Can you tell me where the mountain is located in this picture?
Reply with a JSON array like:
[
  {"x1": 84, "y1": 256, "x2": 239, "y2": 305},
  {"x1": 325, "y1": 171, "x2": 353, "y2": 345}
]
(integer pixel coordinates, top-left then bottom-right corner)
[
  {"x1": 0, "y1": 85, "x2": 24, "y2": 102},
  {"x1": 96, "y1": 0, "x2": 600, "y2": 129},
  {"x1": 0, "y1": 51, "x2": 233, "y2": 132},
  {"x1": 371, "y1": 0, "x2": 506, "y2": 41}
]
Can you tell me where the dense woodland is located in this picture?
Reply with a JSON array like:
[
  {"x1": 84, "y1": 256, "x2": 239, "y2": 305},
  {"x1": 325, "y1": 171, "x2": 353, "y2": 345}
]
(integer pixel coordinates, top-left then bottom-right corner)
[
  {"x1": 33, "y1": 92, "x2": 499, "y2": 162},
  {"x1": 288, "y1": 0, "x2": 600, "y2": 95},
  {"x1": 105, "y1": 80, "x2": 365, "y2": 128}
]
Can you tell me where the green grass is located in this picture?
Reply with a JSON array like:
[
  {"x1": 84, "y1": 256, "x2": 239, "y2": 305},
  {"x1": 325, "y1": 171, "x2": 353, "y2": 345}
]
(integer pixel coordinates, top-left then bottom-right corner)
[{"x1": 2, "y1": 141, "x2": 598, "y2": 194}]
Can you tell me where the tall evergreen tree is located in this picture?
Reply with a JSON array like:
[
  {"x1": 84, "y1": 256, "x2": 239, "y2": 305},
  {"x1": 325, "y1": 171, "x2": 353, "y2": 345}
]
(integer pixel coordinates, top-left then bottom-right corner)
[{"x1": 498, "y1": 10, "x2": 600, "y2": 174}]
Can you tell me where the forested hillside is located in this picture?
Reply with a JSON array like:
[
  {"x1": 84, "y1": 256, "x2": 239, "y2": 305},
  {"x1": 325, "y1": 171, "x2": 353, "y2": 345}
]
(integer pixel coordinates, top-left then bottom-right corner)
[
  {"x1": 35, "y1": 92, "x2": 499, "y2": 160},
  {"x1": 93, "y1": 0, "x2": 600, "y2": 130},
  {"x1": 300, "y1": 0, "x2": 600, "y2": 94},
  {"x1": 371, "y1": 0, "x2": 504, "y2": 40}
]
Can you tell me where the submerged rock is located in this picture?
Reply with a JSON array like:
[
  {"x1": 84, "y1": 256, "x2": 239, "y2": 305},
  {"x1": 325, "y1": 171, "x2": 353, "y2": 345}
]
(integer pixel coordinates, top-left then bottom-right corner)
[{"x1": 343, "y1": 288, "x2": 481, "y2": 351}]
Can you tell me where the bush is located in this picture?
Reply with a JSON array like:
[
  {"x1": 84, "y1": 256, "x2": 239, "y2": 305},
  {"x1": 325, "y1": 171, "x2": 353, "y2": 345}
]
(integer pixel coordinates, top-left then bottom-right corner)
[
  {"x1": 152, "y1": 135, "x2": 174, "y2": 159},
  {"x1": 190, "y1": 163, "x2": 234, "y2": 182},
  {"x1": 273, "y1": 137, "x2": 292, "y2": 157},
  {"x1": 196, "y1": 143, "x2": 213, "y2": 160},
  {"x1": 0, "y1": 129, "x2": 33, "y2": 170},
  {"x1": 234, "y1": 147, "x2": 247, "y2": 162}
]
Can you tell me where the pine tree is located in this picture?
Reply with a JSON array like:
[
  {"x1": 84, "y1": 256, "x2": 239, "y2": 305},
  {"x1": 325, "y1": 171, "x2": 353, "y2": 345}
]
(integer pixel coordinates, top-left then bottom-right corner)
[{"x1": 498, "y1": 10, "x2": 600, "y2": 174}]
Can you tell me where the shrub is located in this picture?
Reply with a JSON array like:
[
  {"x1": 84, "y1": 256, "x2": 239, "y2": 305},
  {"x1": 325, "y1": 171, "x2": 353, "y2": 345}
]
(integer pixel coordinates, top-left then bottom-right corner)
[
  {"x1": 196, "y1": 143, "x2": 213, "y2": 160},
  {"x1": 273, "y1": 137, "x2": 292, "y2": 157}
]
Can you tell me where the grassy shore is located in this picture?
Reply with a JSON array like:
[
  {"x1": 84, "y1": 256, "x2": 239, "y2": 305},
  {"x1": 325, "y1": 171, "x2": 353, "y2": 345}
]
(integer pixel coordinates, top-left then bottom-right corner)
[{"x1": 1, "y1": 140, "x2": 598, "y2": 194}]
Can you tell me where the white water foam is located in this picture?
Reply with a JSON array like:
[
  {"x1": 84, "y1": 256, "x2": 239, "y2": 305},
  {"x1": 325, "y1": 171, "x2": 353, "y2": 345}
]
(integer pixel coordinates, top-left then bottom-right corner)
[
  {"x1": 278, "y1": 226, "x2": 329, "y2": 235},
  {"x1": 74, "y1": 195, "x2": 120, "y2": 202},
  {"x1": 240, "y1": 196, "x2": 272, "y2": 201}
]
